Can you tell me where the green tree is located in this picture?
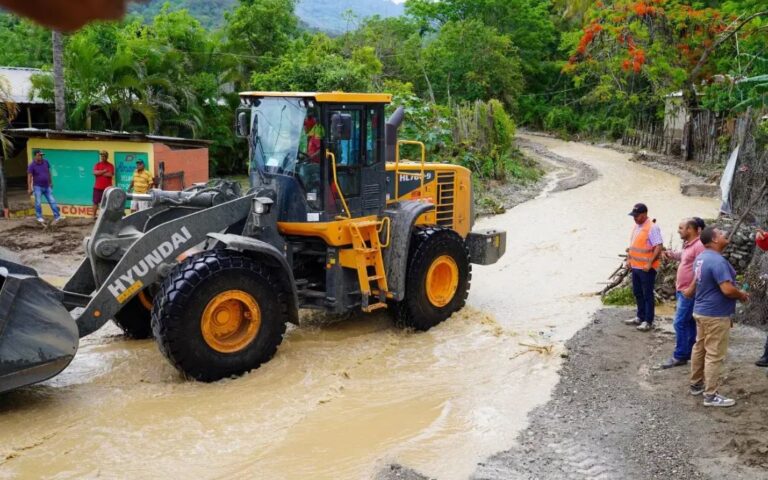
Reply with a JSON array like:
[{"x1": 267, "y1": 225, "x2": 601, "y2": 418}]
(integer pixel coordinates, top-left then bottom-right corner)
[
  {"x1": 0, "y1": 14, "x2": 52, "y2": 68},
  {"x1": 222, "y1": 0, "x2": 299, "y2": 89},
  {"x1": 251, "y1": 33, "x2": 381, "y2": 92},
  {"x1": 420, "y1": 20, "x2": 523, "y2": 105},
  {"x1": 340, "y1": 16, "x2": 421, "y2": 89},
  {"x1": 405, "y1": 0, "x2": 557, "y2": 79}
]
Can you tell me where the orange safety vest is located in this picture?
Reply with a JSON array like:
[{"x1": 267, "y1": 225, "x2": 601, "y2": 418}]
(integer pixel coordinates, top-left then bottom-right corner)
[{"x1": 628, "y1": 220, "x2": 660, "y2": 270}]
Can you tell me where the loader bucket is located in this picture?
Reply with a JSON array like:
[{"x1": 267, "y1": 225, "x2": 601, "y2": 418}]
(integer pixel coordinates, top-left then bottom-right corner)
[{"x1": 0, "y1": 261, "x2": 78, "y2": 394}]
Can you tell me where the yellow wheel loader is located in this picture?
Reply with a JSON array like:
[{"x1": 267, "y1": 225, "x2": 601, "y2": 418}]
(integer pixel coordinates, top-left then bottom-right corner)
[{"x1": 0, "y1": 92, "x2": 506, "y2": 391}]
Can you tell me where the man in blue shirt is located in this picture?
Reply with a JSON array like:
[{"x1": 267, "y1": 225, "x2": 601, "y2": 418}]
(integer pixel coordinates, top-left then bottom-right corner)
[
  {"x1": 27, "y1": 149, "x2": 63, "y2": 224},
  {"x1": 684, "y1": 226, "x2": 749, "y2": 407}
]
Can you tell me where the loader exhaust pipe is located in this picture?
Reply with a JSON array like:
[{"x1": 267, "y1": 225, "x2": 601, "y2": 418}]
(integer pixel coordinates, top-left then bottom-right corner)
[{"x1": 385, "y1": 106, "x2": 405, "y2": 163}]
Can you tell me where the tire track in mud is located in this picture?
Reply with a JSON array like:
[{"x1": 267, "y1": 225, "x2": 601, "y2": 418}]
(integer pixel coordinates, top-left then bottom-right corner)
[{"x1": 474, "y1": 436, "x2": 619, "y2": 480}]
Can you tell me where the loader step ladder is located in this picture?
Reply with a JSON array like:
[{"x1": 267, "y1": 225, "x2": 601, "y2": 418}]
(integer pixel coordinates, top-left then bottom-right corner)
[{"x1": 348, "y1": 219, "x2": 389, "y2": 312}]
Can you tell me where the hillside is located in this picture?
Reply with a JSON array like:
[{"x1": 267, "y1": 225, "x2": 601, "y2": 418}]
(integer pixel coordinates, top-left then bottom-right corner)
[
  {"x1": 127, "y1": 0, "x2": 404, "y2": 31},
  {"x1": 295, "y1": 0, "x2": 404, "y2": 33},
  {"x1": 127, "y1": 0, "x2": 234, "y2": 29}
]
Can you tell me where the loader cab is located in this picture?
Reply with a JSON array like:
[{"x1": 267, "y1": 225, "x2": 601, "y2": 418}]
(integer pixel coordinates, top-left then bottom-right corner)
[{"x1": 237, "y1": 92, "x2": 390, "y2": 223}]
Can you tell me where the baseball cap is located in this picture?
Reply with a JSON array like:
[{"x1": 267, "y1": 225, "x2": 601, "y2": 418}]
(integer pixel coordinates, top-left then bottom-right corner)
[
  {"x1": 628, "y1": 203, "x2": 648, "y2": 216},
  {"x1": 33, "y1": 149, "x2": 45, "y2": 156},
  {"x1": 136, "y1": 159, "x2": 145, "y2": 164}
]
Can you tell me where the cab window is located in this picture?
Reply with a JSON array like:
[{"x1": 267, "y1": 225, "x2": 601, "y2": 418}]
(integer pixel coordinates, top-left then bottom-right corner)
[
  {"x1": 365, "y1": 108, "x2": 381, "y2": 166},
  {"x1": 328, "y1": 108, "x2": 362, "y2": 197}
]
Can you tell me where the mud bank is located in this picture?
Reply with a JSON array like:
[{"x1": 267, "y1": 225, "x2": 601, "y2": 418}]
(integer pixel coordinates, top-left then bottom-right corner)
[
  {"x1": 516, "y1": 137, "x2": 599, "y2": 193},
  {"x1": 0, "y1": 217, "x2": 91, "y2": 277},
  {"x1": 475, "y1": 308, "x2": 768, "y2": 480},
  {"x1": 629, "y1": 152, "x2": 721, "y2": 199}
]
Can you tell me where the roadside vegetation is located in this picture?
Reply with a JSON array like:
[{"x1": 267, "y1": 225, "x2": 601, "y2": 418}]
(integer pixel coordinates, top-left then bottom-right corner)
[
  {"x1": 0, "y1": 0, "x2": 765, "y2": 182},
  {"x1": 602, "y1": 286, "x2": 636, "y2": 306}
]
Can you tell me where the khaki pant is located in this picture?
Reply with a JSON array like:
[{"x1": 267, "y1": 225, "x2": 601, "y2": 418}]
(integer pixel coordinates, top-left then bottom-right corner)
[
  {"x1": 131, "y1": 199, "x2": 151, "y2": 212},
  {"x1": 690, "y1": 314, "x2": 732, "y2": 396}
]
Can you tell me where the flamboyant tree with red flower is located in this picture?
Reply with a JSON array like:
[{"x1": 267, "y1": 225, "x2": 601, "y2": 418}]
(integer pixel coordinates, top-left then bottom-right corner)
[{"x1": 562, "y1": 0, "x2": 750, "y2": 120}]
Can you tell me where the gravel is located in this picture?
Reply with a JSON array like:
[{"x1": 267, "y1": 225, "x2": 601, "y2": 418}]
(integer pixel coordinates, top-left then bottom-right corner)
[{"x1": 473, "y1": 308, "x2": 768, "y2": 480}]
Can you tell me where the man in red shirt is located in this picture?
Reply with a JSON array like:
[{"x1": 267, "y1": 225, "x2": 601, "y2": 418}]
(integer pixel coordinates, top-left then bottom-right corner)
[
  {"x1": 93, "y1": 150, "x2": 114, "y2": 218},
  {"x1": 756, "y1": 229, "x2": 768, "y2": 367}
]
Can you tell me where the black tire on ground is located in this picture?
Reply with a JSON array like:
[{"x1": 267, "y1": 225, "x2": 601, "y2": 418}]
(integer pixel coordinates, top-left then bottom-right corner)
[
  {"x1": 113, "y1": 295, "x2": 153, "y2": 339},
  {"x1": 151, "y1": 250, "x2": 290, "y2": 382},
  {"x1": 394, "y1": 226, "x2": 471, "y2": 331}
]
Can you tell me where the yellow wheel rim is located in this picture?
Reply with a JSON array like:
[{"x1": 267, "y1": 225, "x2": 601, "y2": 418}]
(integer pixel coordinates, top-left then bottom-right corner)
[
  {"x1": 201, "y1": 290, "x2": 261, "y2": 353},
  {"x1": 138, "y1": 290, "x2": 153, "y2": 310},
  {"x1": 425, "y1": 255, "x2": 459, "y2": 308}
]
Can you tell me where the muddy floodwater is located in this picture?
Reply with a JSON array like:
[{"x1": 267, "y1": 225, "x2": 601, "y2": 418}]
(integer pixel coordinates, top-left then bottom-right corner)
[{"x1": 0, "y1": 136, "x2": 719, "y2": 479}]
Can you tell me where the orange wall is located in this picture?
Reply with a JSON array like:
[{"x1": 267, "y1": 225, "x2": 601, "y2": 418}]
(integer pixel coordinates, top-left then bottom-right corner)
[{"x1": 153, "y1": 144, "x2": 209, "y2": 189}]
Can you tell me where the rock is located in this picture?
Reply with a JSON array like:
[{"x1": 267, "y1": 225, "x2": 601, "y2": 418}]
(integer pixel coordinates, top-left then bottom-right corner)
[{"x1": 680, "y1": 183, "x2": 720, "y2": 198}]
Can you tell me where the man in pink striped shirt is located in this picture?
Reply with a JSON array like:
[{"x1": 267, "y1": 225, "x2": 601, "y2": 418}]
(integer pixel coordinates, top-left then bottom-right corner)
[{"x1": 657, "y1": 217, "x2": 706, "y2": 369}]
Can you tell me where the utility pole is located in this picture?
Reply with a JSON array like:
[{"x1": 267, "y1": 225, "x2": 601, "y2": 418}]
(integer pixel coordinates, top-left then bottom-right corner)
[{"x1": 52, "y1": 30, "x2": 66, "y2": 130}]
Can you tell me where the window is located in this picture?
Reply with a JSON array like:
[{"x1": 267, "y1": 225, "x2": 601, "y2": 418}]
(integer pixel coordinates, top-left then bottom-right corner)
[
  {"x1": 329, "y1": 109, "x2": 362, "y2": 197},
  {"x1": 365, "y1": 108, "x2": 380, "y2": 166}
]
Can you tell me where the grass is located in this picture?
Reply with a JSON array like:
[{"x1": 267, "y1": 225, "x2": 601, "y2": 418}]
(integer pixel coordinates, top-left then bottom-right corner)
[
  {"x1": 506, "y1": 149, "x2": 544, "y2": 183},
  {"x1": 602, "y1": 286, "x2": 636, "y2": 306},
  {"x1": 602, "y1": 285, "x2": 663, "y2": 306}
]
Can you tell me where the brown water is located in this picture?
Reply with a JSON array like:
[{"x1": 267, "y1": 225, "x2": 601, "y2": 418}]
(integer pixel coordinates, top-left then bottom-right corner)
[{"x1": 0, "y1": 136, "x2": 719, "y2": 480}]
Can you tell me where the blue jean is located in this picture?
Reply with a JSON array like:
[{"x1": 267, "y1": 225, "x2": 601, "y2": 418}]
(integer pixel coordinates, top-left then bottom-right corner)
[
  {"x1": 632, "y1": 268, "x2": 657, "y2": 323},
  {"x1": 33, "y1": 185, "x2": 61, "y2": 220},
  {"x1": 673, "y1": 291, "x2": 697, "y2": 360}
]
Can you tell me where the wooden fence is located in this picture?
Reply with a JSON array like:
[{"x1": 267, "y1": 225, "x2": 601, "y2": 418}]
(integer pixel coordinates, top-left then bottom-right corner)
[{"x1": 622, "y1": 108, "x2": 754, "y2": 164}]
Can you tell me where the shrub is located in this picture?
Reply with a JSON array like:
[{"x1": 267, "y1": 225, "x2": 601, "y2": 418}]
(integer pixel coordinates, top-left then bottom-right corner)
[{"x1": 602, "y1": 286, "x2": 636, "y2": 306}]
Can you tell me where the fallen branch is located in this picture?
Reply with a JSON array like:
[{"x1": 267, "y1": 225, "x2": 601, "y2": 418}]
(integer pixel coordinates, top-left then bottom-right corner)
[
  {"x1": 510, "y1": 342, "x2": 555, "y2": 360},
  {"x1": 598, "y1": 262, "x2": 630, "y2": 296}
]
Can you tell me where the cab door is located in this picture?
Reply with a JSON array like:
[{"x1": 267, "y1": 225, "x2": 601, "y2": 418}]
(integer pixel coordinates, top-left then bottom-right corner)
[{"x1": 324, "y1": 104, "x2": 386, "y2": 218}]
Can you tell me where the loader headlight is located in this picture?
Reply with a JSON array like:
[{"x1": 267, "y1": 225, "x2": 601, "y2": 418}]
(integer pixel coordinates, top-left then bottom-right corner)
[{"x1": 253, "y1": 197, "x2": 273, "y2": 215}]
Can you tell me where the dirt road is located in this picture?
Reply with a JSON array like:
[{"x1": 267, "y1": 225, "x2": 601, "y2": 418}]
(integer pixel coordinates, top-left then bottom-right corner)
[{"x1": 0, "y1": 136, "x2": 719, "y2": 479}]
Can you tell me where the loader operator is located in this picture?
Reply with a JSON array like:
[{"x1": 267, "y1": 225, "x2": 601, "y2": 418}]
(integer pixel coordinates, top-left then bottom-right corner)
[
  {"x1": 302, "y1": 114, "x2": 323, "y2": 162},
  {"x1": 624, "y1": 203, "x2": 663, "y2": 332}
]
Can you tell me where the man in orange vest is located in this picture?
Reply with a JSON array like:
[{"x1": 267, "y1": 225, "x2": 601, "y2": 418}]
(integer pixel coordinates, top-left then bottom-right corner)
[{"x1": 625, "y1": 203, "x2": 664, "y2": 331}]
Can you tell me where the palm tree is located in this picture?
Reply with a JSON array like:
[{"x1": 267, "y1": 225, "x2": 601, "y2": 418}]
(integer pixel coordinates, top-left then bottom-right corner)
[
  {"x1": 0, "y1": 75, "x2": 19, "y2": 217},
  {"x1": 52, "y1": 30, "x2": 66, "y2": 130}
]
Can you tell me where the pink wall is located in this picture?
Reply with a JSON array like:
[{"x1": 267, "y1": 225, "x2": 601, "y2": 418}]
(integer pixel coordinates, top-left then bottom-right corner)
[{"x1": 153, "y1": 143, "x2": 209, "y2": 190}]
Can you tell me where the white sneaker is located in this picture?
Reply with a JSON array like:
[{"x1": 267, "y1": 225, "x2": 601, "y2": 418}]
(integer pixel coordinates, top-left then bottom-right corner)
[
  {"x1": 52, "y1": 216, "x2": 65, "y2": 225},
  {"x1": 637, "y1": 321, "x2": 652, "y2": 331},
  {"x1": 703, "y1": 393, "x2": 736, "y2": 407},
  {"x1": 36, "y1": 217, "x2": 45, "y2": 224},
  {"x1": 624, "y1": 317, "x2": 641, "y2": 326}
]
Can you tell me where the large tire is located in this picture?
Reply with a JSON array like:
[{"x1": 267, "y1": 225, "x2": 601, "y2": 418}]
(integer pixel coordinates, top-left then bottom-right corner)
[
  {"x1": 151, "y1": 250, "x2": 290, "y2": 382},
  {"x1": 394, "y1": 226, "x2": 471, "y2": 331},
  {"x1": 113, "y1": 292, "x2": 153, "y2": 339}
]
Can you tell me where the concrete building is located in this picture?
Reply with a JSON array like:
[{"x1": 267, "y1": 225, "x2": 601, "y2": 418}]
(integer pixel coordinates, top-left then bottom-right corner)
[{"x1": 7, "y1": 129, "x2": 210, "y2": 217}]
